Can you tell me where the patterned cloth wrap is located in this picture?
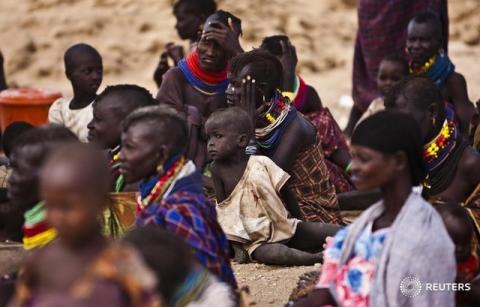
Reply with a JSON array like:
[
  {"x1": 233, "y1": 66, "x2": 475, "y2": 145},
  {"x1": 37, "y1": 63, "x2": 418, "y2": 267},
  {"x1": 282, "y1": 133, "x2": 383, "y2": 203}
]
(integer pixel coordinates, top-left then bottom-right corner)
[
  {"x1": 292, "y1": 75, "x2": 353, "y2": 193},
  {"x1": 317, "y1": 223, "x2": 390, "y2": 307},
  {"x1": 136, "y1": 160, "x2": 237, "y2": 288},
  {"x1": 289, "y1": 141, "x2": 342, "y2": 224}
]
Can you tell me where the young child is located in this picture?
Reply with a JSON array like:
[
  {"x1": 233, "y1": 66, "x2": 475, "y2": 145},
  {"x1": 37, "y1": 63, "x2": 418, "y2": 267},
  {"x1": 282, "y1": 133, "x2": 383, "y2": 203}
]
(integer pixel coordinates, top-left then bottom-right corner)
[
  {"x1": 206, "y1": 107, "x2": 340, "y2": 265},
  {"x1": 153, "y1": 0, "x2": 218, "y2": 88},
  {"x1": 123, "y1": 225, "x2": 236, "y2": 307},
  {"x1": 406, "y1": 12, "x2": 475, "y2": 135},
  {"x1": 87, "y1": 84, "x2": 157, "y2": 238},
  {"x1": 48, "y1": 43, "x2": 103, "y2": 142},
  {"x1": 436, "y1": 202, "x2": 480, "y2": 305},
  {"x1": 357, "y1": 54, "x2": 409, "y2": 125},
  {"x1": 11, "y1": 144, "x2": 158, "y2": 307},
  {"x1": 7, "y1": 125, "x2": 78, "y2": 250}
]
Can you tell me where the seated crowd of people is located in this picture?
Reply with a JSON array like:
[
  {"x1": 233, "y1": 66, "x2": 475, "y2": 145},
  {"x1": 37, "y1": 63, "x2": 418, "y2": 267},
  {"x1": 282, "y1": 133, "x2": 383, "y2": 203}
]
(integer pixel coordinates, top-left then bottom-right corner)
[{"x1": 0, "y1": 0, "x2": 479, "y2": 306}]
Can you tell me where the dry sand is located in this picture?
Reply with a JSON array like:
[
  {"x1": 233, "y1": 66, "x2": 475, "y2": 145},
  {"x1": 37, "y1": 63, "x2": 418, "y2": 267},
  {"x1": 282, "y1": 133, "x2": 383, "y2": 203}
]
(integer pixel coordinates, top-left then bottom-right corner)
[{"x1": 0, "y1": 0, "x2": 479, "y2": 306}]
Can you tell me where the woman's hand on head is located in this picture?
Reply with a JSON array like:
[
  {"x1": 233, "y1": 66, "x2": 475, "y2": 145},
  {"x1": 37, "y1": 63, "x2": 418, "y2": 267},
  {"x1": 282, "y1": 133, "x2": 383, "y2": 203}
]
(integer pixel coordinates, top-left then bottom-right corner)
[
  {"x1": 153, "y1": 52, "x2": 170, "y2": 88},
  {"x1": 165, "y1": 43, "x2": 185, "y2": 65},
  {"x1": 279, "y1": 40, "x2": 298, "y2": 91},
  {"x1": 236, "y1": 75, "x2": 258, "y2": 126},
  {"x1": 202, "y1": 20, "x2": 243, "y2": 57}
]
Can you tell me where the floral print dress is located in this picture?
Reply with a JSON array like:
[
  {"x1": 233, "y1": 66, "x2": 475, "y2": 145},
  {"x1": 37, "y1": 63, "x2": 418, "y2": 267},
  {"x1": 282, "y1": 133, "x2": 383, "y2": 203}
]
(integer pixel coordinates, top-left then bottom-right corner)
[{"x1": 316, "y1": 222, "x2": 390, "y2": 307}]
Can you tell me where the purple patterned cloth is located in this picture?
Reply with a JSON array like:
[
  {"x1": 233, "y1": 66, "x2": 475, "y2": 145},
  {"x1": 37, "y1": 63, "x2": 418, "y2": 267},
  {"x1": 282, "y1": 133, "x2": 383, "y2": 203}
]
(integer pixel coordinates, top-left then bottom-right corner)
[{"x1": 137, "y1": 171, "x2": 236, "y2": 288}]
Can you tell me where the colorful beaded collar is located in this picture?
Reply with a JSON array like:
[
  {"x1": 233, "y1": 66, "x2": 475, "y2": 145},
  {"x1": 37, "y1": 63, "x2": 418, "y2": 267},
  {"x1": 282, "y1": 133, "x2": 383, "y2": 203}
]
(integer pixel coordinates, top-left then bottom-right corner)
[
  {"x1": 136, "y1": 157, "x2": 186, "y2": 212},
  {"x1": 410, "y1": 53, "x2": 437, "y2": 75},
  {"x1": 255, "y1": 91, "x2": 291, "y2": 132},
  {"x1": 423, "y1": 107, "x2": 457, "y2": 171}
]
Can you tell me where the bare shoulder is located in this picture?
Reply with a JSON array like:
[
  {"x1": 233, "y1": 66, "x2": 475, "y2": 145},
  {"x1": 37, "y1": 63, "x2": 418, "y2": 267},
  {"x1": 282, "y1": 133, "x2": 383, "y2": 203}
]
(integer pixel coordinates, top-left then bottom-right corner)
[
  {"x1": 295, "y1": 113, "x2": 317, "y2": 144},
  {"x1": 305, "y1": 85, "x2": 322, "y2": 111},
  {"x1": 446, "y1": 71, "x2": 467, "y2": 88},
  {"x1": 459, "y1": 147, "x2": 480, "y2": 181}
]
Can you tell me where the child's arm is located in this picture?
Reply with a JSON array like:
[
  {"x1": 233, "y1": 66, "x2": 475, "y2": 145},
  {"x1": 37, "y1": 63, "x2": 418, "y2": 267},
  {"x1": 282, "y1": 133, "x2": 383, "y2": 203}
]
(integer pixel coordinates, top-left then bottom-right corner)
[
  {"x1": 446, "y1": 73, "x2": 475, "y2": 135},
  {"x1": 280, "y1": 185, "x2": 304, "y2": 220},
  {"x1": 337, "y1": 189, "x2": 382, "y2": 211}
]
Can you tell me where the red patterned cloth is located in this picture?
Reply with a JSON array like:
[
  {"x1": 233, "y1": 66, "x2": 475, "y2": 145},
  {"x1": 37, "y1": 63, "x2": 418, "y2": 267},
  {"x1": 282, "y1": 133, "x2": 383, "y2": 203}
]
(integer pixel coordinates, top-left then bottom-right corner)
[{"x1": 353, "y1": 0, "x2": 448, "y2": 111}]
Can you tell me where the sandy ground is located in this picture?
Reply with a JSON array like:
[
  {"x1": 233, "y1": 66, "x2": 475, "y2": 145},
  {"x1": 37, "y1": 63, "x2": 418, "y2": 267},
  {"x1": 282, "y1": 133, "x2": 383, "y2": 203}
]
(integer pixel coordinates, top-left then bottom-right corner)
[
  {"x1": 0, "y1": 0, "x2": 479, "y2": 306},
  {"x1": 233, "y1": 263, "x2": 318, "y2": 306}
]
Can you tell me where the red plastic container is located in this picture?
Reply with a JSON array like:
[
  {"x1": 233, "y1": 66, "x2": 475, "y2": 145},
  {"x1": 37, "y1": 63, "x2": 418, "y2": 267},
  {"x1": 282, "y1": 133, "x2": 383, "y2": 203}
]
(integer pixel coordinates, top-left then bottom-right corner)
[{"x1": 0, "y1": 88, "x2": 62, "y2": 132}]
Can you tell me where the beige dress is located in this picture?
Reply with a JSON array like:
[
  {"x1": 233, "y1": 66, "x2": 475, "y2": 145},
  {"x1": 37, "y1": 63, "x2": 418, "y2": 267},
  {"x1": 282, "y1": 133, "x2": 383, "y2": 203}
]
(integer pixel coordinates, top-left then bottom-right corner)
[
  {"x1": 216, "y1": 156, "x2": 300, "y2": 256},
  {"x1": 48, "y1": 97, "x2": 93, "y2": 142}
]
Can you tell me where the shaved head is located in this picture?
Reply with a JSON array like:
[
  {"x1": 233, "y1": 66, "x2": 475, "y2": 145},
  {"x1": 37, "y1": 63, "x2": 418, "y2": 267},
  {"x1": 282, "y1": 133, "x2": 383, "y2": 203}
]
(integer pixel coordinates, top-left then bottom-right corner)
[{"x1": 64, "y1": 43, "x2": 102, "y2": 75}]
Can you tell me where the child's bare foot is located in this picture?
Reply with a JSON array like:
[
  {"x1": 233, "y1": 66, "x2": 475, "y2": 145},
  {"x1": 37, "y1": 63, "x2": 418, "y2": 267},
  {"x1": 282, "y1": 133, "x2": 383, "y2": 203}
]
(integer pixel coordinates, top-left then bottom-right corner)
[{"x1": 233, "y1": 244, "x2": 250, "y2": 264}]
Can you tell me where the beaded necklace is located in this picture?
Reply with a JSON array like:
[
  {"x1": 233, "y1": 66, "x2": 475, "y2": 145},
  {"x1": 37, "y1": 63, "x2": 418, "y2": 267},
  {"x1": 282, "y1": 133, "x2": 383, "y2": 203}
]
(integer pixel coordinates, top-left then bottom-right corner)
[
  {"x1": 178, "y1": 49, "x2": 229, "y2": 96},
  {"x1": 423, "y1": 107, "x2": 457, "y2": 172},
  {"x1": 255, "y1": 91, "x2": 291, "y2": 134},
  {"x1": 410, "y1": 53, "x2": 437, "y2": 75},
  {"x1": 136, "y1": 157, "x2": 186, "y2": 212}
]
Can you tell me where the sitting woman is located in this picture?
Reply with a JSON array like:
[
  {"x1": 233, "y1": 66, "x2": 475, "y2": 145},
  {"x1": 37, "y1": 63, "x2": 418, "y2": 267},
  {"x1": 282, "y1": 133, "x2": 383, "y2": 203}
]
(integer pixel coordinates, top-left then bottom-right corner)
[
  {"x1": 119, "y1": 105, "x2": 236, "y2": 288},
  {"x1": 206, "y1": 107, "x2": 340, "y2": 265},
  {"x1": 87, "y1": 84, "x2": 157, "y2": 238},
  {"x1": 260, "y1": 35, "x2": 353, "y2": 193},
  {"x1": 157, "y1": 10, "x2": 243, "y2": 169},
  {"x1": 228, "y1": 49, "x2": 341, "y2": 225},
  {"x1": 294, "y1": 111, "x2": 456, "y2": 307}
]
